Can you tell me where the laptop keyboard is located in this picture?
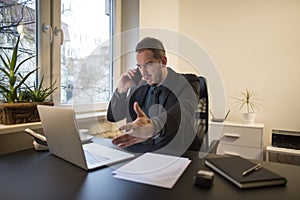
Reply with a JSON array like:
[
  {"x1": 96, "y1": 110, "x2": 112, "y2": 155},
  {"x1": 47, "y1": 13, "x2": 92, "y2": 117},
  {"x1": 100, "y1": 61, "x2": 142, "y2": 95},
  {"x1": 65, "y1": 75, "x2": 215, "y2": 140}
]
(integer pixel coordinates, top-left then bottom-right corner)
[{"x1": 82, "y1": 142, "x2": 134, "y2": 168}]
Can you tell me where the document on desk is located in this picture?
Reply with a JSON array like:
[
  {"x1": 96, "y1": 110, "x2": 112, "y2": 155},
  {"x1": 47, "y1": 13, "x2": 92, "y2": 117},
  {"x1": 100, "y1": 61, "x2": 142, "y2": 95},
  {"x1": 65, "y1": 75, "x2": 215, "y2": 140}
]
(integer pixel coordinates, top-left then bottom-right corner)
[{"x1": 112, "y1": 152, "x2": 191, "y2": 189}]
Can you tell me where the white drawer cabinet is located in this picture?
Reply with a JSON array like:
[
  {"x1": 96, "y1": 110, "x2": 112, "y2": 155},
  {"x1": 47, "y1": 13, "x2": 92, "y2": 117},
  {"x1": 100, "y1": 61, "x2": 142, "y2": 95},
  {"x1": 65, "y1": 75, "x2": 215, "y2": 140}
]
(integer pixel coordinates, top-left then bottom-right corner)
[{"x1": 208, "y1": 121, "x2": 264, "y2": 160}]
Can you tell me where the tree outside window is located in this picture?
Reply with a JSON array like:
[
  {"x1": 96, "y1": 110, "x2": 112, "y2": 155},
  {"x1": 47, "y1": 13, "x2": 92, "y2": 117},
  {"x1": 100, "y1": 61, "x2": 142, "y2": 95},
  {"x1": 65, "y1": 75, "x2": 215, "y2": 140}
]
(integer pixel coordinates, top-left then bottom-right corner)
[{"x1": 0, "y1": 0, "x2": 36, "y2": 101}]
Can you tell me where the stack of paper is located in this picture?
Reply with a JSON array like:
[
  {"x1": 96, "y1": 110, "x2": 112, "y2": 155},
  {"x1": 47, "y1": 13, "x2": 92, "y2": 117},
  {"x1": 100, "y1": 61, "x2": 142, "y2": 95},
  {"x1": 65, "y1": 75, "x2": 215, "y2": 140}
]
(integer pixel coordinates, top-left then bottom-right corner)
[{"x1": 112, "y1": 152, "x2": 191, "y2": 189}]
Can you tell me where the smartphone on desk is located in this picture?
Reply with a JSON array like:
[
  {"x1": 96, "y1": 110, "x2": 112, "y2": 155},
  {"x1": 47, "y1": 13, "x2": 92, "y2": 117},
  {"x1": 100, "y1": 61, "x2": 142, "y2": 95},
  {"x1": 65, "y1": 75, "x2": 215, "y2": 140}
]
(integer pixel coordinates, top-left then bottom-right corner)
[{"x1": 132, "y1": 67, "x2": 142, "y2": 85}]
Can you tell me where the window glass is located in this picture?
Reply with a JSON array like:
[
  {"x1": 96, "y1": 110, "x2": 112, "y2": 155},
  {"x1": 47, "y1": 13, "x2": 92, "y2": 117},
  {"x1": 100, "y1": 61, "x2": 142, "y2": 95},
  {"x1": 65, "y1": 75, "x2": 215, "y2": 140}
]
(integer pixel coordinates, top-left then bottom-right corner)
[
  {"x1": 60, "y1": 0, "x2": 111, "y2": 105},
  {"x1": 0, "y1": 0, "x2": 112, "y2": 109},
  {"x1": 0, "y1": 0, "x2": 36, "y2": 100}
]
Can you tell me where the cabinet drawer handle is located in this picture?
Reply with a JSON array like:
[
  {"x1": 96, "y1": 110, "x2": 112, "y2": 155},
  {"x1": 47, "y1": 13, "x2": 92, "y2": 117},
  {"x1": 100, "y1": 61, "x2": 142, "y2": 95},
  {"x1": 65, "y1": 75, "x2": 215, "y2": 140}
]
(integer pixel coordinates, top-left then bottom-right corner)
[
  {"x1": 224, "y1": 151, "x2": 240, "y2": 156},
  {"x1": 224, "y1": 133, "x2": 240, "y2": 138}
]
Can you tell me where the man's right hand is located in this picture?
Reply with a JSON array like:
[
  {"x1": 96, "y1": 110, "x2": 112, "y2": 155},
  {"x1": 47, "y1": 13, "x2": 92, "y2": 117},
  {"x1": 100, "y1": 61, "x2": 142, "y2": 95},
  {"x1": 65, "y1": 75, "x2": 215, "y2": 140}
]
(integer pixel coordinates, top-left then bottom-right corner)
[{"x1": 116, "y1": 68, "x2": 140, "y2": 93}]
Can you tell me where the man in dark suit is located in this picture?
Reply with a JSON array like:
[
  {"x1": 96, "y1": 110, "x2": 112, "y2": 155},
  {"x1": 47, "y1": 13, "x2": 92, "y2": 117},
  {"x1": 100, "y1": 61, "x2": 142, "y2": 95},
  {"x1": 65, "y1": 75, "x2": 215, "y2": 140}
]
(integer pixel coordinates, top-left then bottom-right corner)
[{"x1": 107, "y1": 37, "x2": 199, "y2": 153}]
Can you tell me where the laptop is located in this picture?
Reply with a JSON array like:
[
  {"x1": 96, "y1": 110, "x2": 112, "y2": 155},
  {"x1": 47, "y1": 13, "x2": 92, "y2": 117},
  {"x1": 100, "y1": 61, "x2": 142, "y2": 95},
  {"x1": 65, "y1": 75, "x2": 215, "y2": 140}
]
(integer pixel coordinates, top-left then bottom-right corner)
[{"x1": 37, "y1": 105, "x2": 134, "y2": 170}]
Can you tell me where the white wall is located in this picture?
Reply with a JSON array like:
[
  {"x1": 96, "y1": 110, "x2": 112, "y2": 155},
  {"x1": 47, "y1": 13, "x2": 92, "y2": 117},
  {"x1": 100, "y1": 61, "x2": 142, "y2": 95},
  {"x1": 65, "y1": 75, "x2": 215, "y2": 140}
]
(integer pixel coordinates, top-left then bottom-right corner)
[
  {"x1": 139, "y1": 0, "x2": 180, "y2": 69},
  {"x1": 139, "y1": 0, "x2": 300, "y2": 147}
]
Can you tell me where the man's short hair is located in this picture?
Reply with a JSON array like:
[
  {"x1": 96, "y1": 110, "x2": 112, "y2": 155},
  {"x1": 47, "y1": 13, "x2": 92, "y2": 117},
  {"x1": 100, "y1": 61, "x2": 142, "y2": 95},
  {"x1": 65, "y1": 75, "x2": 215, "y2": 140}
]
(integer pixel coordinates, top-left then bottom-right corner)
[{"x1": 135, "y1": 37, "x2": 166, "y2": 60}]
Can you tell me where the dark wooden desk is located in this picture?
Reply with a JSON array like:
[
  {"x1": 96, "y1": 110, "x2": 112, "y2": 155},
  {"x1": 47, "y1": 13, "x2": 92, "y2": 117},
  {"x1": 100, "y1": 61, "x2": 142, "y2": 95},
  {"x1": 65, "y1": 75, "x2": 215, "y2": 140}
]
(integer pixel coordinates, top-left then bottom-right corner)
[{"x1": 0, "y1": 146, "x2": 299, "y2": 200}]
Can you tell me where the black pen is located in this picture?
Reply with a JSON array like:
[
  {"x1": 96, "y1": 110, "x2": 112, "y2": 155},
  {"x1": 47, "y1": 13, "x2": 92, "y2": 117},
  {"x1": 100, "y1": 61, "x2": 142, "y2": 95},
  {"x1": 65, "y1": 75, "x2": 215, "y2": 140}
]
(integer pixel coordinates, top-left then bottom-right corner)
[{"x1": 242, "y1": 164, "x2": 262, "y2": 176}]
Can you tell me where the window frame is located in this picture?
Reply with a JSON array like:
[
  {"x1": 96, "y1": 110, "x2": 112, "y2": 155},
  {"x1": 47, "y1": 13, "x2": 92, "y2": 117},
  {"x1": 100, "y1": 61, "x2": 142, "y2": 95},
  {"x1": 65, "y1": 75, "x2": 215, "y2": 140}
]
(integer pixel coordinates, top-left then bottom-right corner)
[{"x1": 38, "y1": 0, "x2": 115, "y2": 113}]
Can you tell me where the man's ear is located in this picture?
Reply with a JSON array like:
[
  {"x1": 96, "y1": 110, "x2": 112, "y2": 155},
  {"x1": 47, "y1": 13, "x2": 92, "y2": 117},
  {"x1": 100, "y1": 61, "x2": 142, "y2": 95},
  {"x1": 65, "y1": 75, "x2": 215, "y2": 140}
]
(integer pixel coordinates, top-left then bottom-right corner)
[{"x1": 161, "y1": 56, "x2": 167, "y2": 65}]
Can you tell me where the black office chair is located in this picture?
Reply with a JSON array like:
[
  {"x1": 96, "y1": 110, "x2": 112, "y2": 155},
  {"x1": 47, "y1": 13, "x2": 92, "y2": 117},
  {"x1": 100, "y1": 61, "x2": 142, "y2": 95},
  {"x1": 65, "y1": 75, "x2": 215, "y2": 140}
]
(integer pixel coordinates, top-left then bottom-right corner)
[
  {"x1": 195, "y1": 76, "x2": 219, "y2": 153},
  {"x1": 189, "y1": 76, "x2": 209, "y2": 151},
  {"x1": 193, "y1": 76, "x2": 209, "y2": 151},
  {"x1": 183, "y1": 74, "x2": 219, "y2": 153}
]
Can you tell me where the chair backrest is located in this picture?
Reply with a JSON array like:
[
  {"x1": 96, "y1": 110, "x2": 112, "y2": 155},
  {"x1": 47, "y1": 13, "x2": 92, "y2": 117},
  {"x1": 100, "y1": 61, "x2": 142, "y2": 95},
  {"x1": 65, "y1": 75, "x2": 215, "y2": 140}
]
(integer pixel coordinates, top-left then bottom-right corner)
[
  {"x1": 193, "y1": 76, "x2": 209, "y2": 151},
  {"x1": 182, "y1": 74, "x2": 209, "y2": 151}
]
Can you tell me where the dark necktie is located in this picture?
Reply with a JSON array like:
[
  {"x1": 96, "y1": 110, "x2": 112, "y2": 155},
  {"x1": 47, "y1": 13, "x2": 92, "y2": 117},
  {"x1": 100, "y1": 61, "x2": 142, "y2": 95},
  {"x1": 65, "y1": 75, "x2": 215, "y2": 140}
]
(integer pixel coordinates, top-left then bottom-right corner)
[
  {"x1": 152, "y1": 86, "x2": 161, "y2": 104},
  {"x1": 152, "y1": 86, "x2": 161, "y2": 115}
]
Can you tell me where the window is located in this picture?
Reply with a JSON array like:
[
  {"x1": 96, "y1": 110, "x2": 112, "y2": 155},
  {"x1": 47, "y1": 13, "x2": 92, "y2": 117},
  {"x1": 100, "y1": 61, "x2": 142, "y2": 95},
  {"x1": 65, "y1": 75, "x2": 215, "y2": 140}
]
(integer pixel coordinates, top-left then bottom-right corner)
[
  {"x1": 58, "y1": 0, "x2": 112, "y2": 107},
  {"x1": 0, "y1": 0, "x2": 36, "y2": 100},
  {"x1": 1, "y1": 0, "x2": 114, "y2": 113}
]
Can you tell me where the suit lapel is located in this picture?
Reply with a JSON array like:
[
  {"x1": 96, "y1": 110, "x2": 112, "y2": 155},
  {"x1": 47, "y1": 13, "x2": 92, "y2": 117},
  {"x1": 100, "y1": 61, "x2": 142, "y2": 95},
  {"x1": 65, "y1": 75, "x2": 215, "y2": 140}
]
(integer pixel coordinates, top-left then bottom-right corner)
[
  {"x1": 159, "y1": 86, "x2": 171, "y2": 106},
  {"x1": 130, "y1": 84, "x2": 149, "y2": 105}
]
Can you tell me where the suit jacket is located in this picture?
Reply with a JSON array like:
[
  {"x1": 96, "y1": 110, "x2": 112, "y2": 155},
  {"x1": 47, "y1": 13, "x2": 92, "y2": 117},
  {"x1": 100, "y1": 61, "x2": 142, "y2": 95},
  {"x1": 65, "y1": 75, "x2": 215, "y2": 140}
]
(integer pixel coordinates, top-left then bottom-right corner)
[{"x1": 107, "y1": 68, "x2": 199, "y2": 153}]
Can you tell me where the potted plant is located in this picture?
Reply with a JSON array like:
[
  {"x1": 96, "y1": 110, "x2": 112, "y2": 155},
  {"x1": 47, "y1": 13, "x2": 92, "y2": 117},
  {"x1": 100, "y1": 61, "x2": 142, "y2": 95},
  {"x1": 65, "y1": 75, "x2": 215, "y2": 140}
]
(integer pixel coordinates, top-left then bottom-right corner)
[
  {"x1": 0, "y1": 35, "x2": 56, "y2": 125},
  {"x1": 231, "y1": 89, "x2": 261, "y2": 123},
  {"x1": 22, "y1": 77, "x2": 57, "y2": 103}
]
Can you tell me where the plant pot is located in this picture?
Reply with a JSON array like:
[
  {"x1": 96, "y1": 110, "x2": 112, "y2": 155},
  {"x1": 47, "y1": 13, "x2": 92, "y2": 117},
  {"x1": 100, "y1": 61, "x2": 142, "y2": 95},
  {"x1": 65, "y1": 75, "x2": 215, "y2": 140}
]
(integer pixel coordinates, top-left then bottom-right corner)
[
  {"x1": 0, "y1": 102, "x2": 54, "y2": 125},
  {"x1": 242, "y1": 112, "x2": 256, "y2": 124}
]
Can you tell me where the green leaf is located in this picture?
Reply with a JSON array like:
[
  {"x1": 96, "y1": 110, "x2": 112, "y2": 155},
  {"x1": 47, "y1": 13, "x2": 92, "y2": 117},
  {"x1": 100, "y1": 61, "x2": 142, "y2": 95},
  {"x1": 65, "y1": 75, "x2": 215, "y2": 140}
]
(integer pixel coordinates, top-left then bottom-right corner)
[
  {"x1": 0, "y1": 52, "x2": 11, "y2": 71},
  {"x1": 10, "y1": 36, "x2": 20, "y2": 72},
  {"x1": 0, "y1": 66, "x2": 10, "y2": 77},
  {"x1": 14, "y1": 55, "x2": 35, "y2": 74},
  {"x1": 14, "y1": 68, "x2": 37, "y2": 90}
]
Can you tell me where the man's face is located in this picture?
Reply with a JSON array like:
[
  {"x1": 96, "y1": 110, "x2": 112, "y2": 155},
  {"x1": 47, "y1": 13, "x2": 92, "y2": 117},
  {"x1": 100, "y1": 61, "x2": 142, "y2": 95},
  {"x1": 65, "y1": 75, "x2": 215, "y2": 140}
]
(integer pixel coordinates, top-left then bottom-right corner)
[{"x1": 136, "y1": 50, "x2": 166, "y2": 86}]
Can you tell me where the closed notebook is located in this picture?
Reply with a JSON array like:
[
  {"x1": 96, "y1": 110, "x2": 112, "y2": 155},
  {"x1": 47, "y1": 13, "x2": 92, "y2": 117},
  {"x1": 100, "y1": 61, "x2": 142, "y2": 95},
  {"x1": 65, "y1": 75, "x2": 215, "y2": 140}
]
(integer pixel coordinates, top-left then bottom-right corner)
[{"x1": 205, "y1": 156, "x2": 287, "y2": 189}]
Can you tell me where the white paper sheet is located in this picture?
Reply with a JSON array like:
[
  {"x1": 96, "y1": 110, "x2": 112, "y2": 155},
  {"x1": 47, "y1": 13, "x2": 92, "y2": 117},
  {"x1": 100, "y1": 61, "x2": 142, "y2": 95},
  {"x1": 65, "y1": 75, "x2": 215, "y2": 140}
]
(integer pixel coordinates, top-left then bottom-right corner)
[{"x1": 113, "y1": 153, "x2": 191, "y2": 189}]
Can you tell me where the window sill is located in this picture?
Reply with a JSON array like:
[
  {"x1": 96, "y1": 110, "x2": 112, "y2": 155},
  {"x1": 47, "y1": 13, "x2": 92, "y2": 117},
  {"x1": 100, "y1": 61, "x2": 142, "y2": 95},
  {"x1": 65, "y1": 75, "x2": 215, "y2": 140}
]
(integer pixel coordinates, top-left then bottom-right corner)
[
  {"x1": 0, "y1": 122, "x2": 42, "y2": 135},
  {"x1": 0, "y1": 111, "x2": 107, "y2": 135},
  {"x1": 76, "y1": 111, "x2": 107, "y2": 123}
]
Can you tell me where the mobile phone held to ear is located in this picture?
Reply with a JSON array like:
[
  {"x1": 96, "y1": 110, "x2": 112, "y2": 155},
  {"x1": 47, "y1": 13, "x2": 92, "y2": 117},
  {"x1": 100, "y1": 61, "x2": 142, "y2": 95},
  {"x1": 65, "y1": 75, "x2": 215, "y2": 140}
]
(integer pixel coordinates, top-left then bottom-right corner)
[{"x1": 132, "y1": 67, "x2": 142, "y2": 85}]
